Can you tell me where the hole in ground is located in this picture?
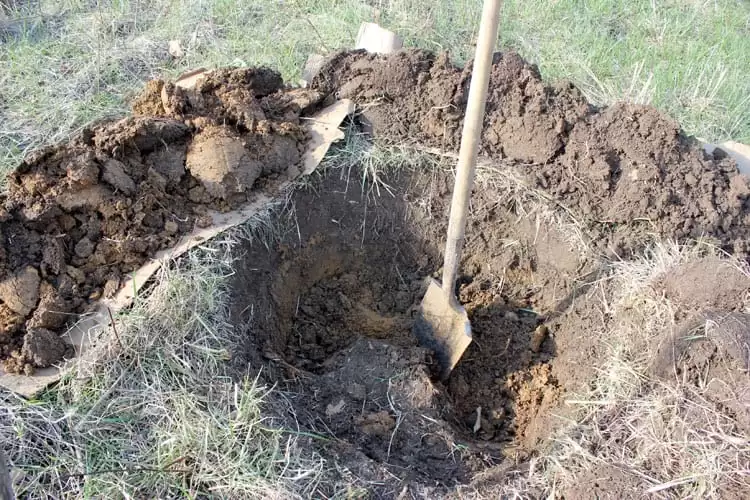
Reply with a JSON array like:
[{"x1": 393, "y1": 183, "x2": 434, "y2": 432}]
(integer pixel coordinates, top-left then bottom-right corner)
[{"x1": 229, "y1": 159, "x2": 584, "y2": 488}]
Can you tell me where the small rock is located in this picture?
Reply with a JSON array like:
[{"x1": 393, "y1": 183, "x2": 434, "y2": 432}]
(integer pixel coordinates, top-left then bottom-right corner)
[
  {"x1": 164, "y1": 220, "x2": 179, "y2": 234},
  {"x1": 41, "y1": 237, "x2": 66, "y2": 276},
  {"x1": 346, "y1": 382, "x2": 367, "y2": 401},
  {"x1": 196, "y1": 215, "x2": 213, "y2": 228},
  {"x1": 530, "y1": 325, "x2": 549, "y2": 353},
  {"x1": 22, "y1": 328, "x2": 67, "y2": 368},
  {"x1": 103, "y1": 278, "x2": 120, "y2": 298},
  {"x1": 491, "y1": 407, "x2": 506, "y2": 422},
  {"x1": 28, "y1": 281, "x2": 70, "y2": 330},
  {"x1": 66, "y1": 265, "x2": 86, "y2": 284},
  {"x1": 325, "y1": 399, "x2": 346, "y2": 417},
  {"x1": 168, "y1": 39, "x2": 184, "y2": 58},
  {"x1": 356, "y1": 411, "x2": 396, "y2": 436},
  {"x1": 504, "y1": 310, "x2": 520, "y2": 322},
  {"x1": 102, "y1": 158, "x2": 137, "y2": 195}
]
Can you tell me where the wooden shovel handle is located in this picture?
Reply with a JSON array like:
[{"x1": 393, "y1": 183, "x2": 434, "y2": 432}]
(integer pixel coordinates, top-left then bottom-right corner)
[{"x1": 442, "y1": 0, "x2": 503, "y2": 301}]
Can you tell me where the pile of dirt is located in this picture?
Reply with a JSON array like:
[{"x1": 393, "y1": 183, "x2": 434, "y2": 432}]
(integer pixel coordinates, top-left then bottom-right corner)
[
  {"x1": 1, "y1": 67, "x2": 326, "y2": 374},
  {"x1": 311, "y1": 49, "x2": 750, "y2": 258}
]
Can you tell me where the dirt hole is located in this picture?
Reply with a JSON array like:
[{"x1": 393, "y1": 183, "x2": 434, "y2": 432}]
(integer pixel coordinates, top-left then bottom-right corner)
[{"x1": 230, "y1": 157, "x2": 583, "y2": 486}]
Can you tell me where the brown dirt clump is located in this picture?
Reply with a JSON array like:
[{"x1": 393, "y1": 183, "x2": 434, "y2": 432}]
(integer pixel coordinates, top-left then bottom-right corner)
[
  {"x1": 311, "y1": 49, "x2": 750, "y2": 257},
  {"x1": 660, "y1": 257, "x2": 750, "y2": 312},
  {"x1": 1, "y1": 67, "x2": 326, "y2": 373}
]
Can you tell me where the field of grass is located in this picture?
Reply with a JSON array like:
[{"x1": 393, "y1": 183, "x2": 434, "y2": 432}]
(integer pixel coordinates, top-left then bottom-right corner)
[{"x1": 1, "y1": 0, "x2": 749, "y2": 497}]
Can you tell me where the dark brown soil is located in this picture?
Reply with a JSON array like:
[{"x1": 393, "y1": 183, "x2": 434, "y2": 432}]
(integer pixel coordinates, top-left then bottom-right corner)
[
  {"x1": 311, "y1": 49, "x2": 750, "y2": 258},
  {"x1": 1, "y1": 67, "x2": 327, "y2": 373}
]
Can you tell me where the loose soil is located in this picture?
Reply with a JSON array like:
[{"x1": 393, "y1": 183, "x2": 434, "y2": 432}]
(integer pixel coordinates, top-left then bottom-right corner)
[
  {"x1": 311, "y1": 50, "x2": 750, "y2": 258},
  {"x1": 3, "y1": 47, "x2": 750, "y2": 497},
  {"x1": 1, "y1": 67, "x2": 327, "y2": 373}
]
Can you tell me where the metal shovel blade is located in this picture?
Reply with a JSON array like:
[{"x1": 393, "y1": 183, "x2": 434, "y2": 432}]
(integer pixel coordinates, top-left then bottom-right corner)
[{"x1": 413, "y1": 278, "x2": 472, "y2": 380}]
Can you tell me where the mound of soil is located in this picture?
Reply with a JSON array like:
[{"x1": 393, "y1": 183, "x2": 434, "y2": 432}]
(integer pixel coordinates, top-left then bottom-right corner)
[
  {"x1": 1, "y1": 67, "x2": 327, "y2": 374},
  {"x1": 311, "y1": 50, "x2": 750, "y2": 258}
]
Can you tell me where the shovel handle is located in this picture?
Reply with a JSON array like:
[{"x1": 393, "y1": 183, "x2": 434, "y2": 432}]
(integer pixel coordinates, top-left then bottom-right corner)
[{"x1": 442, "y1": 0, "x2": 502, "y2": 301}]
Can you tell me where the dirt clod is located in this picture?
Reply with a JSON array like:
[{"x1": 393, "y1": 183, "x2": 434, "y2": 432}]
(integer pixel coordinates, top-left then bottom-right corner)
[
  {"x1": 0, "y1": 266, "x2": 40, "y2": 317},
  {"x1": 22, "y1": 328, "x2": 67, "y2": 368},
  {"x1": 185, "y1": 126, "x2": 262, "y2": 200}
]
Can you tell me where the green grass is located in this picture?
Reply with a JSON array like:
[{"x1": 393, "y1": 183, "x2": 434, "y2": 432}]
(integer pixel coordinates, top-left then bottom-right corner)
[{"x1": 1, "y1": 0, "x2": 749, "y2": 184}]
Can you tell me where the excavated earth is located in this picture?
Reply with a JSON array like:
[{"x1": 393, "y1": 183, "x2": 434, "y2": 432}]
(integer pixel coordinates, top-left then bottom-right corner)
[
  {"x1": 0, "y1": 67, "x2": 327, "y2": 373},
  {"x1": 2, "y1": 48, "x2": 750, "y2": 497}
]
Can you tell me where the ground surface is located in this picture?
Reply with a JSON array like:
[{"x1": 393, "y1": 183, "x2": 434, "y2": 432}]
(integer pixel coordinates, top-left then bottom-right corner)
[
  {"x1": 218, "y1": 51, "x2": 750, "y2": 497},
  {"x1": 1, "y1": 1, "x2": 750, "y2": 499}
]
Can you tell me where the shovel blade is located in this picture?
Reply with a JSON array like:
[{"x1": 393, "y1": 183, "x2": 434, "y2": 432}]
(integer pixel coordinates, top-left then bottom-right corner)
[{"x1": 413, "y1": 278, "x2": 472, "y2": 380}]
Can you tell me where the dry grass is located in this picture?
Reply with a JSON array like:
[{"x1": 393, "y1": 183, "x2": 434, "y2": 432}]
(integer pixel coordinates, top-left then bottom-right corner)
[{"x1": 516, "y1": 241, "x2": 750, "y2": 498}]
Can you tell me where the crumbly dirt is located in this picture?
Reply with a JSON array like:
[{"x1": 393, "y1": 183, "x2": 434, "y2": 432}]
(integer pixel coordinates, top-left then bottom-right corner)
[
  {"x1": 311, "y1": 49, "x2": 750, "y2": 258},
  {"x1": 0, "y1": 67, "x2": 326, "y2": 373}
]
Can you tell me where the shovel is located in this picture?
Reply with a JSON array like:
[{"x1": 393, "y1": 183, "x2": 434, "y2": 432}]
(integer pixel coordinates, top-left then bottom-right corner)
[{"x1": 413, "y1": 0, "x2": 503, "y2": 380}]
